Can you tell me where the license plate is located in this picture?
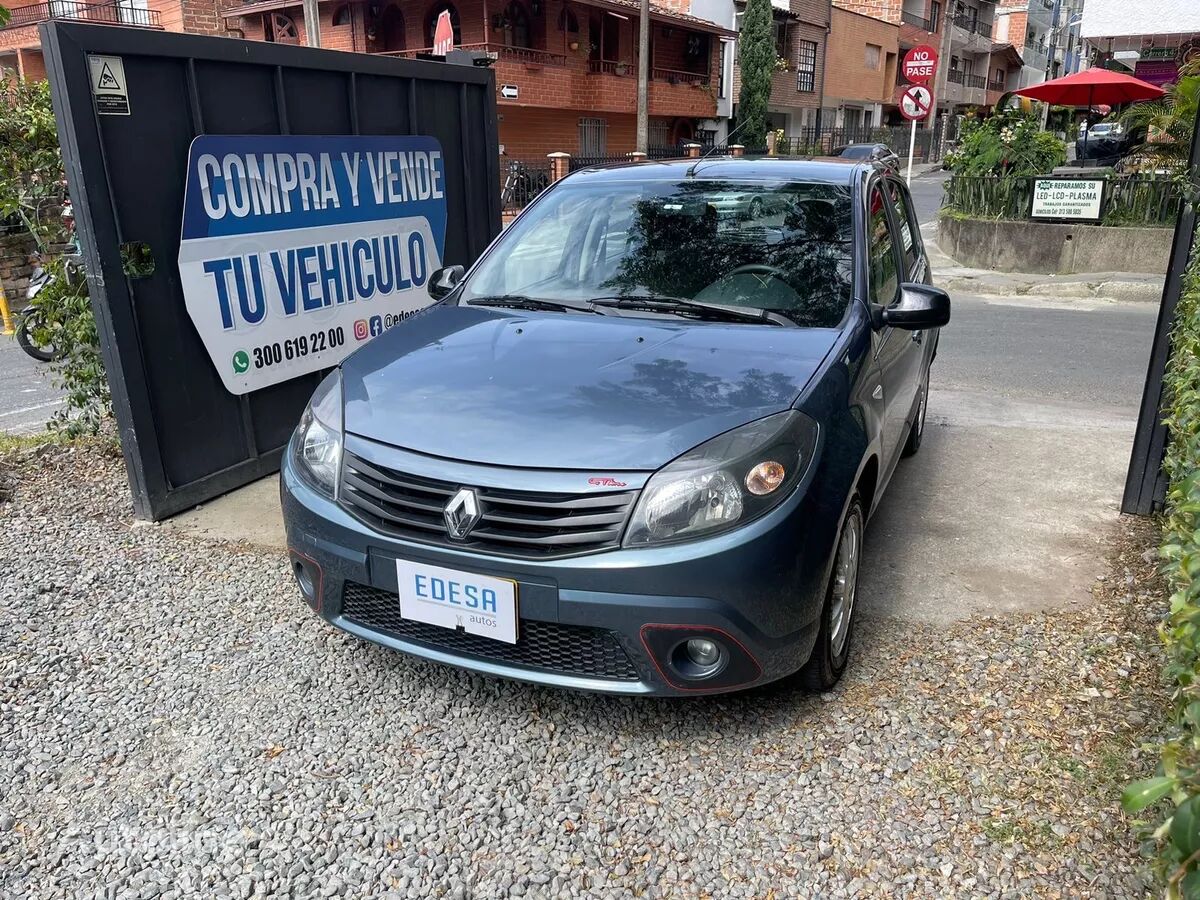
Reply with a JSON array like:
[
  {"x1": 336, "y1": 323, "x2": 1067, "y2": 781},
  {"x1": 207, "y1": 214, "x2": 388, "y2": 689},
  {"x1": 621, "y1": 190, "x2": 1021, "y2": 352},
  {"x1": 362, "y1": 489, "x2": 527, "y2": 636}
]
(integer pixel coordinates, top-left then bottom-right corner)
[{"x1": 395, "y1": 559, "x2": 518, "y2": 644}]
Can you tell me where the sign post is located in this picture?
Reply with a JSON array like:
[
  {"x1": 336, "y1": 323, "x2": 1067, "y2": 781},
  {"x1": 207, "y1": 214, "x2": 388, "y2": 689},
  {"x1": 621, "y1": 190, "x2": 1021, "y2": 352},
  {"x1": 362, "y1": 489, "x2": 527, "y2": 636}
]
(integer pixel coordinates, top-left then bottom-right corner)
[
  {"x1": 899, "y1": 45, "x2": 938, "y2": 185},
  {"x1": 899, "y1": 84, "x2": 934, "y2": 184}
]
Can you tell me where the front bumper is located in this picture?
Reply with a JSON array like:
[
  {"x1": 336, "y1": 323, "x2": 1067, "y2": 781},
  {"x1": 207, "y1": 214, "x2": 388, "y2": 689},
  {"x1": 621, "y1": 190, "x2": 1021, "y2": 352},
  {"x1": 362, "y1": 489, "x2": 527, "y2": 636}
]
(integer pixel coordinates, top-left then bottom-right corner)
[{"x1": 281, "y1": 438, "x2": 842, "y2": 697}]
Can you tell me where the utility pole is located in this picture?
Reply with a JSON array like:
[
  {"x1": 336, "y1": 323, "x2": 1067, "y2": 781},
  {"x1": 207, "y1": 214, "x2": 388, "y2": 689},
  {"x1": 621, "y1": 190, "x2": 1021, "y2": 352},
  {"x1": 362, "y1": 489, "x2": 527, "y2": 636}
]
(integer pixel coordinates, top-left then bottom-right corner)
[
  {"x1": 302, "y1": 0, "x2": 321, "y2": 47},
  {"x1": 636, "y1": 0, "x2": 649, "y2": 152}
]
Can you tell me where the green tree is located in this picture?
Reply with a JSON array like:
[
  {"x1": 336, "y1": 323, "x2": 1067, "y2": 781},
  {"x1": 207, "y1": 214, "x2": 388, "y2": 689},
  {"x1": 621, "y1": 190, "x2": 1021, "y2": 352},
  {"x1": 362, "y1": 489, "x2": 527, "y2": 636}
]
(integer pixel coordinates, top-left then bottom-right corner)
[
  {"x1": 0, "y1": 7, "x2": 9, "y2": 26},
  {"x1": 0, "y1": 73, "x2": 66, "y2": 250},
  {"x1": 1119, "y1": 58, "x2": 1200, "y2": 172},
  {"x1": 736, "y1": 0, "x2": 774, "y2": 149}
]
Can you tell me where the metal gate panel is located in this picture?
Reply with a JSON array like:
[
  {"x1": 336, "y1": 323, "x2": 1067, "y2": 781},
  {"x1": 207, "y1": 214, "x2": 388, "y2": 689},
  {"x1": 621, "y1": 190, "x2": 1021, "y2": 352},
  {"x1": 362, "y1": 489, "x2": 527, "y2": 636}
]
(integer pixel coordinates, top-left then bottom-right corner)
[{"x1": 40, "y1": 22, "x2": 501, "y2": 519}]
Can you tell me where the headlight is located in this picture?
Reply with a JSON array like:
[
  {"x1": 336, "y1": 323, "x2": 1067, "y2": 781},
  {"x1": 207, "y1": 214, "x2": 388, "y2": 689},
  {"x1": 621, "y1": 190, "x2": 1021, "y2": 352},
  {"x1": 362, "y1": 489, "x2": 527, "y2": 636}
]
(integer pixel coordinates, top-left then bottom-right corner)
[
  {"x1": 624, "y1": 411, "x2": 818, "y2": 547},
  {"x1": 294, "y1": 370, "x2": 343, "y2": 496}
]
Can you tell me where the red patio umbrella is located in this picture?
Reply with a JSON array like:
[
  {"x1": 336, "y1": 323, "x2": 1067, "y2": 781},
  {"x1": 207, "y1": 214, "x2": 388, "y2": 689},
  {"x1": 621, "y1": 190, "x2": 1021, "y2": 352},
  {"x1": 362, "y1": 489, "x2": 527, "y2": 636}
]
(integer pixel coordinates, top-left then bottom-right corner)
[
  {"x1": 1014, "y1": 68, "x2": 1165, "y2": 161},
  {"x1": 1014, "y1": 67, "x2": 1165, "y2": 107}
]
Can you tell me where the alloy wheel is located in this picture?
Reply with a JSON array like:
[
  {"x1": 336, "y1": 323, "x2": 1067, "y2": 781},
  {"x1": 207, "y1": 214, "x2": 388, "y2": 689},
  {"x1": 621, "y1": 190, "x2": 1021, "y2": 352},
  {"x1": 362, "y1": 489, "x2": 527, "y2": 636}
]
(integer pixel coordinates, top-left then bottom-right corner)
[{"x1": 828, "y1": 508, "x2": 863, "y2": 658}]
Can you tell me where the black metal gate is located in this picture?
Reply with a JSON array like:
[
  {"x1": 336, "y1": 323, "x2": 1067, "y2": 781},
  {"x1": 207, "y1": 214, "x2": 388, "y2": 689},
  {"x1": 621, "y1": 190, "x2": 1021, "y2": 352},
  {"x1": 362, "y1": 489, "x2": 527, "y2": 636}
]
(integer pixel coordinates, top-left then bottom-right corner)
[
  {"x1": 1122, "y1": 105, "x2": 1200, "y2": 516},
  {"x1": 41, "y1": 22, "x2": 500, "y2": 519}
]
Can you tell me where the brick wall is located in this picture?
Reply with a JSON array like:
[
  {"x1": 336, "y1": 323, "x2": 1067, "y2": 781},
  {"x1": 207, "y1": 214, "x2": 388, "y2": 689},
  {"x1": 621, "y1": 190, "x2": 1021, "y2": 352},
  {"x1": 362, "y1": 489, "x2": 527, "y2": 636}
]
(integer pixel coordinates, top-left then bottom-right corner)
[
  {"x1": 732, "y1": 17, "x2": 826, "y2": 112},
  {"x1": 0, "y1": 232, "x2": 38, "y2": 308},
  {"x1": 832, "y1": 0, "x2": 898, "y2": 26},
  {"x1": 824, "y1": 6, "x2": 898, "y2": 104},
  {"x1": 499, "y1": 106, "x2": 687, "y2": 158}
]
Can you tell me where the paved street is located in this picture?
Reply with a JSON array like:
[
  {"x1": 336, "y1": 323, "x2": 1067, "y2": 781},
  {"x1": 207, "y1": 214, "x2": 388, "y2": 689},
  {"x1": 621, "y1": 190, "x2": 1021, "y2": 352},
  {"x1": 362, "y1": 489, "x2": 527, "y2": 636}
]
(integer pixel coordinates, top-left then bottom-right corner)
[
  {"x1": 908, "y1": 167, "x2": 950, "y2": 225},
  {"x1": 0, "y1": 331, "x2": 62, "y2": 435}
]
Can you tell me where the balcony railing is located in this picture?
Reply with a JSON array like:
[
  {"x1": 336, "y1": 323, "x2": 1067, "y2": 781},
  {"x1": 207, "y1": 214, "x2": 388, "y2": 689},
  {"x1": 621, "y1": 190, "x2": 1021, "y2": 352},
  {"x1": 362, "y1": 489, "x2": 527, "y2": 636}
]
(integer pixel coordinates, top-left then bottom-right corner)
[
  {"x1": 652, "y1": 66, "x2": 710, "y2": 87},
  {"x1": 2, "y1": 0, "x2": 161, "y2": 29},
  {"x1": 951, "y1": 13, "x2": 992, "y2": 37},
  {"x1": 988, "y1": 78, "x2": 1006, "y2": 91},
  {"x1": 901, "y1": 10, "x2": 935, "y2": 31},
  {"x1": 588, "y1": 59, "x2": 633, "y2": 76},
  {"x1": 946, "y1": 69, "x2": 987, "y2": 89},
  {"x1": 382, "y1": 42, "x2": 566, "y2": 66}
]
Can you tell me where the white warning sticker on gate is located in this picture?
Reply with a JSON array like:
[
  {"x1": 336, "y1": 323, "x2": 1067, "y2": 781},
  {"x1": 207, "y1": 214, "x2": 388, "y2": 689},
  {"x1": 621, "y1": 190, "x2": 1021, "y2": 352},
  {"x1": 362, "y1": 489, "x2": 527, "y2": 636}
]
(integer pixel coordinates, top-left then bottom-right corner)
[{"x1": 88, "y1": 55, "x2": 130, "y2": 116}]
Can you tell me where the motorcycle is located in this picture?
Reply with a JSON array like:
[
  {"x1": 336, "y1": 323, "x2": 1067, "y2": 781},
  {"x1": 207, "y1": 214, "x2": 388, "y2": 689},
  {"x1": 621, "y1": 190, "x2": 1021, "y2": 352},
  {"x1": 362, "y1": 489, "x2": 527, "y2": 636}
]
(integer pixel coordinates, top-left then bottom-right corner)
[{"x1": 17, "y1": 257, "x2": 60, "y2": 363}]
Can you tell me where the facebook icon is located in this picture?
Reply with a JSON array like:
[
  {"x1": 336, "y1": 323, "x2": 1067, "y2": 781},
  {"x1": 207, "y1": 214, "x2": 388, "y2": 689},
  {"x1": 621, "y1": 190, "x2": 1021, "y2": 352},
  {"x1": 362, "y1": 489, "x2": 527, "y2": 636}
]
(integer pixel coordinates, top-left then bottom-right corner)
[{"x1": 369, "y1": 315, "x2": 384, "y2": 337}]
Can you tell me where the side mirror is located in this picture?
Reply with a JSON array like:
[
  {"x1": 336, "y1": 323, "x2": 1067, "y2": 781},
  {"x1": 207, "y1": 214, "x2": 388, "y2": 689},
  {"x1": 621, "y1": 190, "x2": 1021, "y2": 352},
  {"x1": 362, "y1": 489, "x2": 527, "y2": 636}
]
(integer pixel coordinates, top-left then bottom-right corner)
[
  {"x1": 428, "y1": 264, "x2": 465, "y2": 300},
  {"x1": 872, "y1": 283, "x2": 951, "y2": 330}
]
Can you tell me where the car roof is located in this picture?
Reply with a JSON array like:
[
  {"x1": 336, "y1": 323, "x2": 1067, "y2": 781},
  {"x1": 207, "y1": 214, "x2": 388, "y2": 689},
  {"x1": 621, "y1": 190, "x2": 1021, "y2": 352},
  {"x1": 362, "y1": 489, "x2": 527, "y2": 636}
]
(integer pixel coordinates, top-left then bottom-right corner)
[{"x1": 562, "y1": 156, "x2": 871, "y2": 185}]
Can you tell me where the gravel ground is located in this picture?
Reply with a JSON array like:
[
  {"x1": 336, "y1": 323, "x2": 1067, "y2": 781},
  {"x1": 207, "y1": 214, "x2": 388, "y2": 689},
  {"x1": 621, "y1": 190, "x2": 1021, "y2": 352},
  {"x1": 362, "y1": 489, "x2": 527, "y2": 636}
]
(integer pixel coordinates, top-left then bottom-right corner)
[{"x1": 0, "y1": 444, "x2": 1167, "y2": 898}]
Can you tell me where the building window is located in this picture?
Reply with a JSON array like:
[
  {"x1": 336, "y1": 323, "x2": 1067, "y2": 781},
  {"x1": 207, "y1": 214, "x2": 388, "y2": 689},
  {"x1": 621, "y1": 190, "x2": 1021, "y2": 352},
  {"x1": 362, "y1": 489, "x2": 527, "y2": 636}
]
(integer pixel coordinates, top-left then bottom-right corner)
[
  {"x1": 649, "y1": 120, "x2": 670, "y2": 149},
  {"x1": 266, "y1": 12, "x2": 298, "y2": 42},
  {"x1": 558, "y1": 8, "x2": 578, "y2": 33},
  {"x1": 718, "y1": 40, "x2": 728, "y2": 98},
  {"x1": 796, "y1": 39, "x2": 817, "y2": 92},
  {"x1": 773, "y1": 20, "x2": 788, "y2": 60},
  {"x1": 864, "y1": 43, "x2": 881, "y2": 70},
  {"x1": 501, "y1": 2, "x2": 531, "y2": 48},
  {"x1": 579, "y1": 117, "x2": 608, "y2": 157},
  {"x1": 332, "y1": 5, "x2": 351, "y2": 25},
  {"x1": 930, "y1": 0, "x2": 940, "y2": 30}
]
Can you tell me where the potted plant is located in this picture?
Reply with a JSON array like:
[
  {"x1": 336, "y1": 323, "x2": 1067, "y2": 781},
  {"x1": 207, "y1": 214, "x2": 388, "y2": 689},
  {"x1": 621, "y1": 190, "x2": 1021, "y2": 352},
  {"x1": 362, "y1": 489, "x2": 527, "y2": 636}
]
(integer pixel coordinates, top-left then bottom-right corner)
[
  {"x1": 568, "y1": 39, "x2": 580, "y2": 51},
  {"x1": 615, "y1": 62, "x2": 629, "y2": 76}
]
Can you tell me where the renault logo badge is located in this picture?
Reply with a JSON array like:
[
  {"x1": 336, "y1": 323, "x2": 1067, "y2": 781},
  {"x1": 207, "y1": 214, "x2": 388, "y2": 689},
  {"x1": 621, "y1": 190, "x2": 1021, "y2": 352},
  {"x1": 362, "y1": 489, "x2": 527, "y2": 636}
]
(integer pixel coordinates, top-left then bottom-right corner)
[{"x1": 444, "y1": 487, "x2": 482, "y2": 539}]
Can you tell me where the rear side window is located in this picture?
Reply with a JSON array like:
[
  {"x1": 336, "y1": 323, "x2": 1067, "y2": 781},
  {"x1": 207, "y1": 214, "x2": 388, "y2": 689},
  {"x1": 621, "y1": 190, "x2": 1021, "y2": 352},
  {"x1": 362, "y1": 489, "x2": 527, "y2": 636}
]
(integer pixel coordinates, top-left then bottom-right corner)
[
  {"x1": 885, "y1": 179, "x2": 918, "y2": 273},
  {"x1": 868, "y1": 185, "x2": 898, "y2": 306}
]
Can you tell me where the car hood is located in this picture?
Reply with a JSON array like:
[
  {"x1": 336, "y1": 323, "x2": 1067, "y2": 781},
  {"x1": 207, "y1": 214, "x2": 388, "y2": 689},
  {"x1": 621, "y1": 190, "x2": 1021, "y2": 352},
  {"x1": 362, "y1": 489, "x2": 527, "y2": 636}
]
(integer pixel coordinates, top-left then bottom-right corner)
[{"x1": 341, "y1": 305, "x2": 838, "y2": 470}]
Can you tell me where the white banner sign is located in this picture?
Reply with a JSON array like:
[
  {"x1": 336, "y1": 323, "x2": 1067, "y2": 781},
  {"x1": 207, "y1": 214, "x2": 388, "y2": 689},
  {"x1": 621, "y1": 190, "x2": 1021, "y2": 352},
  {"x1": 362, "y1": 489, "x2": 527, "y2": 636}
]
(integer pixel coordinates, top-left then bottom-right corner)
[
  {"x1": 178, "y1": 135, "x2": 448, "y2": 395},
  {"x1": 1031, "y1": 178, "x2": 1104, "y2": 221}
]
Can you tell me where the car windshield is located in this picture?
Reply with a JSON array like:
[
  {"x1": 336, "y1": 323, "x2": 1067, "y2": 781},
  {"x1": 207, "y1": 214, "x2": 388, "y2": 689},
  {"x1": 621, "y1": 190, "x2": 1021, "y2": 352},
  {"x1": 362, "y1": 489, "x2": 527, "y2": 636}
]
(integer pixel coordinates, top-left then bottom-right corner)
[
  {"x1": 1090, "y1": 124, "x2": 1112, "y2": 134},
  {"x1": 838, "y1": 145, "x2": 875, "y2": 159},
  {"x1": 461, "y1": 178, "x2": 854, "y2": 328}
]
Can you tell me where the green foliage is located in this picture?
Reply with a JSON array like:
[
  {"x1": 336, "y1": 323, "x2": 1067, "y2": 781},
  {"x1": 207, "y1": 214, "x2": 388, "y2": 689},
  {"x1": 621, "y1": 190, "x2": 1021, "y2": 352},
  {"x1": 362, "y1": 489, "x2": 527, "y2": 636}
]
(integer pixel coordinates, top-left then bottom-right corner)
[
  {"x1": 736, "y1": 0, "x2": 774, "y2": 150},
  {"x1": 942, "y1": 172, "x2": 1181, "y2": 227},
  {"x1": 1128, "y1": 216, "x2": 1200, "y2": 896},
  {"x1": 0, "y1": 69, "x2": 110, "y2": 436},
  {"x1": 0, "y1": 6, "x2": 9, "y2": 26},
  {"x1": 944, "y1": 111, "x2": 1066, "y2": 177},
  {"x1": 1120, "y1": 58, "x2": 1199, "y2": 173},
  {"x1": 27, "y1": 258, "x2": 110, "y2": 437},
  {"x1": 0, "y1": 72, "x2": 65, "y2": 251}
]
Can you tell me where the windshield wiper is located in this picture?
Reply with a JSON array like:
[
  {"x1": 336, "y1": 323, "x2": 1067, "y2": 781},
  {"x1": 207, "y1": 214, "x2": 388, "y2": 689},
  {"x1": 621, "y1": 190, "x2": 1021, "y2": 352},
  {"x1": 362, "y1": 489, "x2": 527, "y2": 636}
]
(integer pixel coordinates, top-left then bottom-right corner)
[
  {"x1": 466, "y1": 295, "x2": 599, "y2": 314},
  {"x1": 589, "y1": 295, "x2": 789, "y2": 326}
]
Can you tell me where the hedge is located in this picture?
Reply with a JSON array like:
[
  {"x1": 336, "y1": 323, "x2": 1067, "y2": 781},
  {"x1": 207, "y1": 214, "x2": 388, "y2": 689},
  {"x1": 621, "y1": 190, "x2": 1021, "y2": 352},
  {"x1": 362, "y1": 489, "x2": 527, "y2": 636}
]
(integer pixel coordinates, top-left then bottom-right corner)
[{"x1": 1124, "y1": 229, "x2": 1200, "y2": 897}]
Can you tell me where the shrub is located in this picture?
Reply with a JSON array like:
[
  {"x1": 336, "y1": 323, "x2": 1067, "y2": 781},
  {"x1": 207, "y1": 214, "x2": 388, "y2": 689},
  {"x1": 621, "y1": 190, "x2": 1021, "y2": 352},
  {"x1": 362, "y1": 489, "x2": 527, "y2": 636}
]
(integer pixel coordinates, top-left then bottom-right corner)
[
  {"x1": 944, "y1": 111, "x2": 1066, "y2": 177},
  {"x1": 1, "y1": 69, "x2": 111, "y2": 436},
  {"x1": 1123, "y1": 226, "x2": 1200, "y2": 896},
  {"x1": 736, "y1": 0, "x2": 774, "y2": 150}
]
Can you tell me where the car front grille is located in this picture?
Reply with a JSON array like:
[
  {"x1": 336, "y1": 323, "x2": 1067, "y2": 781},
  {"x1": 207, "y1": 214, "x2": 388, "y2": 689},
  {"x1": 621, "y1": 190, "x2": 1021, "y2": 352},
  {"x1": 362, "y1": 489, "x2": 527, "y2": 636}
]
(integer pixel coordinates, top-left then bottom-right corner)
[
  {"x1": 339, "y1": 450, "x2": 639, "y2": 559},
  {"x1": 340, "y1": 582, "x2": 641, "y2": 681}
]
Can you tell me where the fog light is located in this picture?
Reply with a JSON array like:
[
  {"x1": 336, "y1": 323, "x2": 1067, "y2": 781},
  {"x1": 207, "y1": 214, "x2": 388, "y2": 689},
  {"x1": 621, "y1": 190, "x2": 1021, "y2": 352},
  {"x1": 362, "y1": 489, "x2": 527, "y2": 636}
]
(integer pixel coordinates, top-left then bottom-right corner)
[
  {"x1": 745, "y1": 461, "x2": 786, "y2": 495},
  {"x1": 294, "y1": 560, "x2": 315, "y2": 598},
  {"x1": 686, "y1": 638, "x2": 721, "y2": 667}
]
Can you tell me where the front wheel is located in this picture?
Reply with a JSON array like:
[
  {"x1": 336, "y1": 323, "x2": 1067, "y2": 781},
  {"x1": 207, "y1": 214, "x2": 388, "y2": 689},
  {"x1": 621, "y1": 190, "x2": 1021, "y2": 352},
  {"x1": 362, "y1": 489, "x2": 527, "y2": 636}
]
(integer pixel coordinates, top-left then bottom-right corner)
[
  {"x1": 902, "y1": 377, "x2": 928, "y2": 458},
  {"x1": 16, "y1": 312, "x2": 57, "y2": 363},
  {"x1": 800, "y1": 495, "x2": 864, "y2": 691}
]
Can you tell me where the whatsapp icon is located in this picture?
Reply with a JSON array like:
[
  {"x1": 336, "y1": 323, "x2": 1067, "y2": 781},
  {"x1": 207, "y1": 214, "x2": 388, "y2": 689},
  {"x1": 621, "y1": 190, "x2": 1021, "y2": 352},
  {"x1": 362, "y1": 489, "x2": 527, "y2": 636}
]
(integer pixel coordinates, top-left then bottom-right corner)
[{"x1": 232, "y1": 350, "x2": 250, "y2": 374}]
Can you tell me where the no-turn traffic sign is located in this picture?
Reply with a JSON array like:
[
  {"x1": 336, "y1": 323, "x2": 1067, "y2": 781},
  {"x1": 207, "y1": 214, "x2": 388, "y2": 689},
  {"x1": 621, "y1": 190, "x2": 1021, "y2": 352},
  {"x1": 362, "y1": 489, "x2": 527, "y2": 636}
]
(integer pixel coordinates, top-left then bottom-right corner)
[
  {"x1": 901, "y1": 45, "x2": 938, "y2": 86},
  {"x1": 900, "y1": 85, "x2": 933, "y2": 121}
]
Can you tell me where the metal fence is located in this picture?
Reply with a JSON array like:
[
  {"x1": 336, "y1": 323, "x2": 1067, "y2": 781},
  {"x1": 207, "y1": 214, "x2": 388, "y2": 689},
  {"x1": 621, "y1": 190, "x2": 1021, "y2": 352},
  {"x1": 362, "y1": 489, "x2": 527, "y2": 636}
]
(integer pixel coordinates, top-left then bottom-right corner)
[
  {"x1": 499, "y1": 156, "x2": 552, "y2": 215},
  {"x1": 944, "y1": 174, "x2": 1181, "y2": 226}
]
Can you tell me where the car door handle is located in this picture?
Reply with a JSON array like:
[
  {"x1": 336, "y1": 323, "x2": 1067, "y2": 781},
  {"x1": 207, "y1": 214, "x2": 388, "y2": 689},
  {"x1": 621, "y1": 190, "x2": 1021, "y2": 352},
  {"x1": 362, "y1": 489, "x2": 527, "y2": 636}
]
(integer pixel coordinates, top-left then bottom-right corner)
[{"x1": 872, "y1": 384, "x2": 883, "y2": 400}]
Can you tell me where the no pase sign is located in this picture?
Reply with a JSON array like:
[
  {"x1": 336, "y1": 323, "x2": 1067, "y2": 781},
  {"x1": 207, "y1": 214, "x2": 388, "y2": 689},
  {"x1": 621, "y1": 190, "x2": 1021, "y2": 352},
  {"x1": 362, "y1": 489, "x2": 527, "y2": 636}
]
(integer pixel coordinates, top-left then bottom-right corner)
[{"x1": 902, "y1": 45, "x2": 938, "y2": 86}]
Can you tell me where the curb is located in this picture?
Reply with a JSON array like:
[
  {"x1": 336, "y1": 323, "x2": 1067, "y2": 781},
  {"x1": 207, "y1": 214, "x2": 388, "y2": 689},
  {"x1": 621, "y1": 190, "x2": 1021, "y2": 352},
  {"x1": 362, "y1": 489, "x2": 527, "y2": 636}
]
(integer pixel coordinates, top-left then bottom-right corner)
[{"x1": 937, "y1": 274, "x2": 1163, "y2": 303}]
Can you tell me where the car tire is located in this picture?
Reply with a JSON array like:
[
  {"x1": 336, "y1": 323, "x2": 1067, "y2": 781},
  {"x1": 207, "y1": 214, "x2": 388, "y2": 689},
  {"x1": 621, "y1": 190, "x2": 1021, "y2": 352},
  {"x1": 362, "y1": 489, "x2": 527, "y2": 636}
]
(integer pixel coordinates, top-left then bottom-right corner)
[
  {"x1": 800, "y1": 494, "x2": 864, "y2": 692},
  {"x1": 748, "y1": 197, "x2": 764, "y2": 219},
  {"x1": 901, "y1": 376, "x2": 928, "y2": 458}
]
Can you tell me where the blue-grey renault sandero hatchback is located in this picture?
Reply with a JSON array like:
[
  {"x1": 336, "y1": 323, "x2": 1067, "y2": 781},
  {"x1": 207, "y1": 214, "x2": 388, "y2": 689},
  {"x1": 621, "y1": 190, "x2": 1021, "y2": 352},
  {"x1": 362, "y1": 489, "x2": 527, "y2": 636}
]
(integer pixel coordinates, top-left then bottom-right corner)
[{"x1": 281, "y1": 157, "x2": 949, "y2": 696}]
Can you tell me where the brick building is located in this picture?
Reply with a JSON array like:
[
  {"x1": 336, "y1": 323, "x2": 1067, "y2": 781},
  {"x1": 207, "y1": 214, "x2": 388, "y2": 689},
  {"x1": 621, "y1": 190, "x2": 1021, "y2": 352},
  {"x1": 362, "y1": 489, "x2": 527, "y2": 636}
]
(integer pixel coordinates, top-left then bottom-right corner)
[
  {"x1": 224, "y1": 0, "x2": 734, "y2": 159},
  {"x1": 0, "y1": 0, "x2": 229, "y2": 79},
  {"x1": 824, "y1": 3, "x2": 897, "y2": 129},
  {"x1": 728, "y1": 0, "x2": 831, "y2": 137}
]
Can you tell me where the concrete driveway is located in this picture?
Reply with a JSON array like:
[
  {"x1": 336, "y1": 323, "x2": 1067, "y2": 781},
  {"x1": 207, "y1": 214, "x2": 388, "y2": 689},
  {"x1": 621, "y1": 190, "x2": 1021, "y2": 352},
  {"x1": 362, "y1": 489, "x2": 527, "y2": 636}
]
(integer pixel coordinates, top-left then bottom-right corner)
[{"x1": 859, "y1": 289, "x2": 1156, "y2": 623}]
